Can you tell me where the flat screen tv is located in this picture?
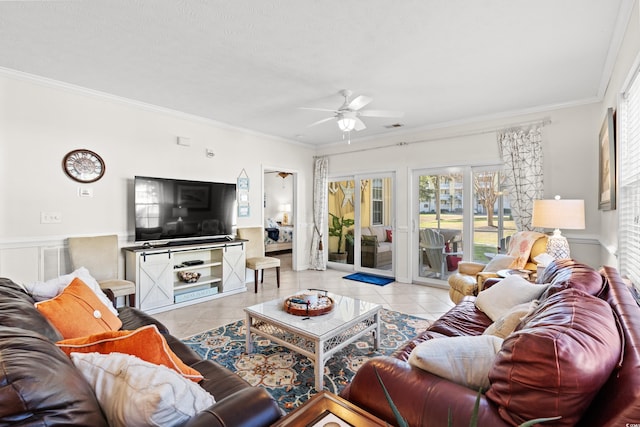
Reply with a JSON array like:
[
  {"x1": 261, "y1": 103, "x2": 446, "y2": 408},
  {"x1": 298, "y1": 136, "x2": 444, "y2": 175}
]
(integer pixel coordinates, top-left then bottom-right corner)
[{"x1": 134, "y1": 176, "x2": 236, "y2": 244}]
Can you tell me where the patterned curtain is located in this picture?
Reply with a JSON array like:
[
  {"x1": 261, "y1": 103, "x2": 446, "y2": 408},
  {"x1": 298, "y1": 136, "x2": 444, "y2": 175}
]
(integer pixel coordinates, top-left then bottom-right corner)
[
  {"x1": 498, "y1": 125, "x2": 544, "y2": 231},
  {"x1": 310, "y1": 157, "x2": 328, "y2": 270}
]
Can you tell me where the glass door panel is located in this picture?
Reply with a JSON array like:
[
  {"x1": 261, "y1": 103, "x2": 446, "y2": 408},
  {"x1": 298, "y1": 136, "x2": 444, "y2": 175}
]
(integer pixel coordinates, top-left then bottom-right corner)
[
  {"x1": 327, "y1": 179, "x2": 355, "y2": 266},
  {"x1": 471, "y1": 170, "x2": 515, "y2": 262},
  {"x1": 416, "y1": 171, "x2": 464, "y2": 280},
  {"x1": 359, "y1": 177, "x2": 393, "y2": 274}
]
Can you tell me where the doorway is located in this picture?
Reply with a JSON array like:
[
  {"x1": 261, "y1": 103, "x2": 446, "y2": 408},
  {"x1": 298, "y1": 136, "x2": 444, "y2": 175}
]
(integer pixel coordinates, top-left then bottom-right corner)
[
  {"x1": 327, "y1": 173, "x2": 395, "y2": 277},
  {"x1": 263, "y1": 169, "x2": 295, "y2": 270}
]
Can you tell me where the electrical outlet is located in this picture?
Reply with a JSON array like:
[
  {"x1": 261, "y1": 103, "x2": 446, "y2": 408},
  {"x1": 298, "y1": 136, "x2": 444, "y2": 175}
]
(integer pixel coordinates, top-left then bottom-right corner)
[{"x1": 41, "y1": 212, "x2": 62, "y2": 224}]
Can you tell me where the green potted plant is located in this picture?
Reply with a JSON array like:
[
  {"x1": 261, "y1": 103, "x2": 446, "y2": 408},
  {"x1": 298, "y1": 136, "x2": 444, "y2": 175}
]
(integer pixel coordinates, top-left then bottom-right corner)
[{"x1": 328, "y1": 213, "x2": 354, "y2": 262}]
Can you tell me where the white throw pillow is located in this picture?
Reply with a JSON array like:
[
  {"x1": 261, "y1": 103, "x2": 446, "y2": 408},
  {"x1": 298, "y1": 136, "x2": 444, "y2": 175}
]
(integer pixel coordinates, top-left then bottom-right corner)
[
  {"x1": 475, "y1": 274, "x2": 549, "y2": 321},
  {"x1": 23, "y1": 267, "x2": 118, "y2": 316},
  {"x1": 483, "y1": 254, "x2": 516, "y2": 273},
  {"x1": 408, "y1": 335, "x2": 504, "y2": 391},
  {"x1": 483, "y1": 300, "x2": 539, "y2": 338},
  {"x1": 71, "y1": 352, "x2": 215, "y2": 427}
]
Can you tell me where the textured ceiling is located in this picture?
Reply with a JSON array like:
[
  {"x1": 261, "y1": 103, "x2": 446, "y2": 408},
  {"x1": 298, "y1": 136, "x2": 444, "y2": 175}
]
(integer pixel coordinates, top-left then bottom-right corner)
[{"x1": 0, "y1": 0, "x2": 631, "y2": 145}]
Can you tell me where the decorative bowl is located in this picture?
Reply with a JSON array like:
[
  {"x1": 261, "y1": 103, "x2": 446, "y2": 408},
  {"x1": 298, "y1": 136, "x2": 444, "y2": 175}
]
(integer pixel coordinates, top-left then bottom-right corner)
[{"x1": 177, "y1": 271, "x2": 201, "y2": 283}]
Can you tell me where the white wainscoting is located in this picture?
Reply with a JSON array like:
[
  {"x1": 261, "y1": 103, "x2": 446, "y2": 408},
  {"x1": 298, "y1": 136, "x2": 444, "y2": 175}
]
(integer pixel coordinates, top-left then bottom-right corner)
[{"x1": 0, "y1": 235, "x2": 131, "y2": 285}]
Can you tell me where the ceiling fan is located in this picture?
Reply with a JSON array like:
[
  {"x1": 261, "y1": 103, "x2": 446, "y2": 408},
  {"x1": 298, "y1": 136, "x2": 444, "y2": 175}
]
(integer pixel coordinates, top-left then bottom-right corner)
[{"x1": 301, "y1": 89, "x2": 404, "y2": 133}]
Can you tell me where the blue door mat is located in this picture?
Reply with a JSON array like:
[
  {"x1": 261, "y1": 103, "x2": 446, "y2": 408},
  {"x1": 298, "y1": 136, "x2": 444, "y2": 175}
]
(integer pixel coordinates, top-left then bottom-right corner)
[{"x1": 343, "y1": 273, "x2": 394, "y2": 286}]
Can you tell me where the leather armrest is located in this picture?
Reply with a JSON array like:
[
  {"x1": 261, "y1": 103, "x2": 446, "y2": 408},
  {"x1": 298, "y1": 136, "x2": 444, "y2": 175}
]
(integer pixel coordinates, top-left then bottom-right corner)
[
  {"x1": 184, "y1": 387, "x2": 282, "y2": 427},
  {"x1": 457, "y1": 262, "x2": 486, "y2": 276},
  {"x1": 477, "y1": 272, "x2": 499, "y2": 292},
  {"x1": 344, "y1": 357, "x2": 507, "y2": 427},
  {"x1": 482, "y1": 277, "x2": 502, "y2": 290}
]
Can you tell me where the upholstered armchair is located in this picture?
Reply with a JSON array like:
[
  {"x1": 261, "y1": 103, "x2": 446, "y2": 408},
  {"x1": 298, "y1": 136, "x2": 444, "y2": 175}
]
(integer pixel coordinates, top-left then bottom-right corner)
[
  {"x1": 447, "y1": 231, "x2": 548, "y2": 304},
  {"x1": 67, "y1": 235, "x2": 136, "y2": 307}
]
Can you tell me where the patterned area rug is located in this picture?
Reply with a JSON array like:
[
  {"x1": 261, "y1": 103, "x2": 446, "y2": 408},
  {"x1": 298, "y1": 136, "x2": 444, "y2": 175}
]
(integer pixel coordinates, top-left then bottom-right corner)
[{"x1": 182, "y1": 309, "x2": 430, "y2": 412}]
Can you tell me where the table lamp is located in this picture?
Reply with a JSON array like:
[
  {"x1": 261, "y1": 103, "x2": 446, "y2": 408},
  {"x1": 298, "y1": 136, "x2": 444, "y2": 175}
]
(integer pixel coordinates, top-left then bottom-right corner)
[
  {"x1": 279, "y1": 203, "x2": 292, "y2": 225},
  {"x1": 531, "y1": 196, "x2": 585, "y2": 259}
]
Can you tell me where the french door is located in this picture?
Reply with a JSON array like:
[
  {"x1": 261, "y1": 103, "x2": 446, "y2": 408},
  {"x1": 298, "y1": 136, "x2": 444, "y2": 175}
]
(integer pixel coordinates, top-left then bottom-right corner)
[
  {"x1": 412, "y1": 165, "x2": 510, "y2": 284},
  {"x1": 413, "y1": 168, "x2": 466, "y2": 282},
  {"x1": 327, "y1": 173, "x2": 394, "y2": 277}
]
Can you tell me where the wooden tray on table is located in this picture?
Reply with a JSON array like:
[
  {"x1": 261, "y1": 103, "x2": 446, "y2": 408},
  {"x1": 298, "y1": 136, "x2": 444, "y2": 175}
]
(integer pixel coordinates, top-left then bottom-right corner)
[{"x1": 284, "y1": 292, "x2": 334, "y2": 316}]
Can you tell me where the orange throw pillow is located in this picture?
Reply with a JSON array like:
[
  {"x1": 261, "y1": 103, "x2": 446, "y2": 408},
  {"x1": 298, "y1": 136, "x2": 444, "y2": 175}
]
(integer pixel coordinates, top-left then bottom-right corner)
[
  {"x1": 35, "y1": 277, "x2": 122, "y2": 339},
  {"x1": 57, "y1": 324, "x2": 203, "y2": 382}
]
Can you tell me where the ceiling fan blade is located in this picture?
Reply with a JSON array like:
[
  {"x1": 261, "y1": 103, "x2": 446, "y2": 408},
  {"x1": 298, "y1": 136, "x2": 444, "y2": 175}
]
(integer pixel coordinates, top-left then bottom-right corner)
[
  {"x1": 299, "y1": 107, "x2": 339, "y2": 113},
  {"x1": 354, "y1": 117, "x2": 367, "y2": 131},
  {"x1": 347, "y1": 95, "x2": 373, "y2": 111},
  {"x1": 359, "y1": 109, "x2": 405, "y2": 118},
  {"x1": 307, "y1": 117, "x2": 336, "y2": 127}
]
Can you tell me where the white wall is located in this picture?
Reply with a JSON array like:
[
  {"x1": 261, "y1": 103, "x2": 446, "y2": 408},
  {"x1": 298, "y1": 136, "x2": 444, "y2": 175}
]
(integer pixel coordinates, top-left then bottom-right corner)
[{"x1": 0, "y1": 72, "x2": 315, "y2": 283}]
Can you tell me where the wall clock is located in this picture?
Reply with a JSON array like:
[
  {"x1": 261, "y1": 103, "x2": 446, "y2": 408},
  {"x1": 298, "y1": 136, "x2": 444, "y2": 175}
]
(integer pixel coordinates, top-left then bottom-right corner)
[{"x1": 62, "y1": 149, "x2": 105, "y2": 183}]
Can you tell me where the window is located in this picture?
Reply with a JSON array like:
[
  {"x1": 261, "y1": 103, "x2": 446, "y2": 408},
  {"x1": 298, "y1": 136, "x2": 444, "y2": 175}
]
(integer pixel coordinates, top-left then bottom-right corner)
[
  {"x1": 372, "y1": 178, "x2": 383, "y2": 225},
  {"x1": 619, "y1": 65, "x2": 640, "y2": 286}
]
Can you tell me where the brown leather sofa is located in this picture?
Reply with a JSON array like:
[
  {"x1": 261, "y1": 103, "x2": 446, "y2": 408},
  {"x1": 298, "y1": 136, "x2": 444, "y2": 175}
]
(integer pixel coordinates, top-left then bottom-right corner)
[
  {"x1": 0, "y1": 277, "x2": 282, "y2": 427},
  {"x1": 340, "y1": 260, "x2": 640, "y2": 426}
]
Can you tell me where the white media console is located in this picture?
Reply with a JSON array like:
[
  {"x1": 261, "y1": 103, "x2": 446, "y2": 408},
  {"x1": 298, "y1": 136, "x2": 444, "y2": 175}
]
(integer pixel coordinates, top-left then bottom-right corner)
[{"x1": 123, "y1": 239, "x2": 246, "y2": 314}]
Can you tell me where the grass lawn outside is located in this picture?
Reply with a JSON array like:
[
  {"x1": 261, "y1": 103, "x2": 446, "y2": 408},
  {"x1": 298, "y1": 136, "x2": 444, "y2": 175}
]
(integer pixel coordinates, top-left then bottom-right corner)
[{"x1": 419, "y1": 214, "x2": 516, "y2": 261}]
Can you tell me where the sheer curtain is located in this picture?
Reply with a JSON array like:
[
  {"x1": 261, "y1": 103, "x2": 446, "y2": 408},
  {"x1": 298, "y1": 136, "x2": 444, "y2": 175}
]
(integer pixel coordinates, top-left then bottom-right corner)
[
  {"x1": 498, "y1": 125, "x2": 544, "y2": 231},
  {"x1": 310, "y1": 157, "x2": 328, "y2": 270}
]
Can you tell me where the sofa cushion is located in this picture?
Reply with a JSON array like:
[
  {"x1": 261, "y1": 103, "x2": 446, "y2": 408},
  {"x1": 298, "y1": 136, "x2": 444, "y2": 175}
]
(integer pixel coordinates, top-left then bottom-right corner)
[
  {"x1": 35, "y1": 277, "x2": 122, "y2": 339},
  {"x1": 538, "y1": 259, "x2": 605, "y2": 297},
  {"x1": 483, "y1": 254, "x2": 515, "y2": 273},
  {"x1": 71, "y1": 352, "x2": 215, "y2": 427},
  {"x1": 57, "y1": 325, "x2": 203, "y2": 382},
  {"x1": 483, "y1": 300, "x2": 539, "y2": 339},
  {"x1": 372, "y1": 226, "x2": 387, "y2": 242},
  {"x1": 0, "y1": 278, "x2": 63, "y2": 342},
  {"x1": 427, "y1": 298, "x2": 493, "y2": 338},
  {"x1": 486, "y1": 288, "x2": 622, "y2": 427},
  {"x1": 475, "y1": 274, "x2": 548, "y2": 321},
  {"x1": 0, "y1": 325, "x2": 108, "y2": 426},
  {"x1": 23, "y1": 267, "x2": 119, "y2": 316},
  {"x1": 409, "y1": 335, "x2": 503, "y2": 390}
]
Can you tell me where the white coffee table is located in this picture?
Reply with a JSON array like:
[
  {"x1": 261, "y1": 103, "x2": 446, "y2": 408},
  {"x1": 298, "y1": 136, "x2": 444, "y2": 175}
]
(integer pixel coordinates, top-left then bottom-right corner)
[{"x1": 244, "y1": 291, "x2": 382, "y2": 391}]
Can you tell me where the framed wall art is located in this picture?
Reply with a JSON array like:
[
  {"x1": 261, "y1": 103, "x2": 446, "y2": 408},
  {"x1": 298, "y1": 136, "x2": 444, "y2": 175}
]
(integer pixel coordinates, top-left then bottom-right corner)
[
  {"x1": 237, "y1": 168, "x2": 250, "y2": 217},
  {"x1": 599, "y1": 107, "x2": 616, "y2": 211}
]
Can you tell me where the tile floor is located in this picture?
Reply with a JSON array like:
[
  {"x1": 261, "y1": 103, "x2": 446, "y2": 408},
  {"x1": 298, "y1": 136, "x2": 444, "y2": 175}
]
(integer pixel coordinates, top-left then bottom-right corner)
[{"x1": 153, "y1": 253, "x2": 455, "y2": 338}]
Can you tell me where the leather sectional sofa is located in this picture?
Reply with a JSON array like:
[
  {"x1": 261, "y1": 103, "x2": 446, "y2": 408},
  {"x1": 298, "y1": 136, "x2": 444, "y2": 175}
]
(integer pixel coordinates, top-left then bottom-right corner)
[
  {"x1": 340, "y1": 260, "x2": 640, "y2": 426},
  {"x1": 0, "y1": 277, "x2": 282, "y2": 426}
]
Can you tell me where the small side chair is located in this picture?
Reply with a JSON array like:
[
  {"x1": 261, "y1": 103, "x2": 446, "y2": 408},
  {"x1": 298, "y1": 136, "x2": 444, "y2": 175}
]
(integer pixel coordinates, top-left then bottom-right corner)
[
  {"x1": 237, "y1": 227, "x2": 280, "y2": 293},
  {"x1": 67, "y1": 234, "x2": 136, "y2": 307}
]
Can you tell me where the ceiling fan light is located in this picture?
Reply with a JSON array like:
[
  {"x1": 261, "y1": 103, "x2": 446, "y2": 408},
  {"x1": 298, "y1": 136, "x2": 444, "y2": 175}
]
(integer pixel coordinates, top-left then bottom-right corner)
[{"x1": 337, "y1": 117, "x2": 356, "y2": 132}]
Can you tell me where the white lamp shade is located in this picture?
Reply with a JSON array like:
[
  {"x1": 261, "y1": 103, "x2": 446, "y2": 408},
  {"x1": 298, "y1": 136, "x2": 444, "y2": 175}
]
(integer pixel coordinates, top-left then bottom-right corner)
[
  {"x1": 531, "y1": 199, "x2": 585, "y2": 230},
  {"x1": 531, "y1": 197, "x2": 585, "y2": 260}
]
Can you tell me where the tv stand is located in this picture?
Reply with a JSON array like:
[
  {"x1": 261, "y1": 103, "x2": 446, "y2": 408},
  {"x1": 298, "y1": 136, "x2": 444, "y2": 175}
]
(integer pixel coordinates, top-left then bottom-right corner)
[{"x1": 123, "y1": 239, "x2": 247, "y2": 314}]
